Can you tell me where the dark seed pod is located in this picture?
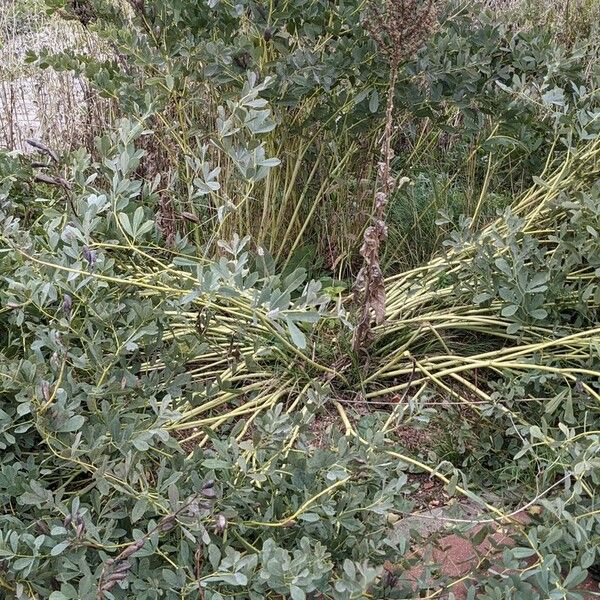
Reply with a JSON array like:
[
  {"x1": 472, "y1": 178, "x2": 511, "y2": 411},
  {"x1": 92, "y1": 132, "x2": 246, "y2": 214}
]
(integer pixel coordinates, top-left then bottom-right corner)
[
  {"x1": 214, "y1": 514, "x2": 227, "y2": 533},
  {"x1": 181, "y1": 211, "x2": 199, "y2": 223},
  {"x1": 63, "y1": 514, "x2": 73, "y2": 527},
  {"x1": 159, "y1": 515, "x2": 176, "y2": 532},
  {"x1": 26, "y1": 138, "x2": 59, "y2": 162},
  {"x1": 263, "y1": 27, "x2": 274, "y2": 41},
  {"x1": 76, "y1": 520, "x2": 85, "y2": 538},
  {"x1": 82, "y1": 245, "x2": 97, "y2": 267},
  {"x1": 35, "y1": 520, "x2": 50, "y2": 534},
  {"x1": 233, "y1": 52, "x2": 251, "y2": 70},
  {"x1": 116, "y1": 538, "x2": 146, "y2": 561},
  {"x1": 113, "y1": 561, "x2": 132, "y2": 574},
  {"x1": 50, "y1": 352, "x2": 60, "y2": 370},
  {"x1": 187, "y1": 500, "x2": 201, "y2": 517},
  {"x1": 100, "y1": 568, "x2": 130, "y2": 592},
  {"x1": 201, "y1": 487, "x2": 217, "y2": 499},
  {"x1": 41, "y1": 381, "x2": 51, "y2": 402},
  {"x1": 101, "y1": 580, "x2": 117, "y2": 592},
  {"x1": 62, "y1": 294, "x2": 72, "y2": 318},
  {"x1": 129, "y1": 0, "x2": 144, "y2": 12},
  {"x1": 103, "y1": 571, "x2": 129, "y2": 584}
]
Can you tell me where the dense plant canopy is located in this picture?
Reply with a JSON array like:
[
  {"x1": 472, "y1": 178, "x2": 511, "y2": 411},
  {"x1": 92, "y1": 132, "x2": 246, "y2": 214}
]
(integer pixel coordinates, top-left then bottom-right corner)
[{"x1": 1, "y1": 0, "x2": 600, "y2": 598}]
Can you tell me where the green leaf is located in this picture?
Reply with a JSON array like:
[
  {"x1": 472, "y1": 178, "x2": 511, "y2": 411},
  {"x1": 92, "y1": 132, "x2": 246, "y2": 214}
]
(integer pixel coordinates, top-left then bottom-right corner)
[
  {"x1": 299, "y1": 512, "x2": 320, "y2": 522},
  {"x1": 162, "y1": 568, "x2": 182, "y2": 587},
  {"x1": 529, "y1": 308, "x2": 548, "y2": 320},
  {"x1": 544, "y1": 393, "x2": 564, "y2": 415},
  {"x1": 118, "y1": 212, "x2": 133, "y2": 236},
  {"x1": 563, "y1": 566, "x2": 587, "y2": 588},
  {"x1": 13, "y1": 557, "x2": 34, "y2": 572},
  {"x1": 50, "y1": 541, "x2": 70, "y2": 556},
  {"x1": 343, "y1": 559, "x2": 356, "y2": 579},
  {"x1": 132, "y1": 206, "x2": 144, "y2": 234},
  {"x1": 285, "y1": 317, "x2": 306, "y2": 349},
  {"x1": 511, "y1": 547, "x2": 536, "y2": 559},
  {"x1": 202, "y1": 459, "x2": 230, "y2": 469},
  {"x1": 168, "y1": 483, "x2": 180, "y2": 506},
  {"x1": 507, "y1": 322, "x2": 521, "y2": 335},
  {"x1": 57, "y1": 415, "x2": 85, "y2": 432},
  {"x1": 473, "y1": 292, "x2": 493, "y2": 304},
  {"x1": 354, "y1": 89, "x2": 369, "y2": 104},
  {"x1": 369, "y1": 89, "x2": 379, "y2": 113},
  {"x1": 529, "y1": 426, "x2": 544, "y2": 440},
  {"x1": 581, "y1": 549, "x2": 595, "y2": 569},
  {"x1": 495, "y1": 258, "x2": 511, "y2": 275},
  {"x1": 259, "y1": 158, "x2": 281, "y2": 167},
  {"x1": 290, "y1": 585, "x2": 306, "y2": 600},
  {"x1": 137, "y1": 220, "x2": 155, "y2": 237},
  {"x1": 501, "y1": 304, "x2": 519, "y2": 317},
  {"x1": 132, "y1": 497, "x2": 148, "y2": 523}
]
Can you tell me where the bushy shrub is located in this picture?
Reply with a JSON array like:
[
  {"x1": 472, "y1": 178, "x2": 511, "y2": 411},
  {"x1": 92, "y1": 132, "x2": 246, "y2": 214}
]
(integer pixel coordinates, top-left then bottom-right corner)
[{"x1": 1, "y1": 1, "x2": 600, "y2": 598}]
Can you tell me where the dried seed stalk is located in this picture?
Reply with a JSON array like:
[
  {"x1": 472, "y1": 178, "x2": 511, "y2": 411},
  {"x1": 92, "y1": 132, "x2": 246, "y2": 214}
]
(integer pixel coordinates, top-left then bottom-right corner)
[{"x1": 353, "y1": 0, "x2": 437, "y2": 352}]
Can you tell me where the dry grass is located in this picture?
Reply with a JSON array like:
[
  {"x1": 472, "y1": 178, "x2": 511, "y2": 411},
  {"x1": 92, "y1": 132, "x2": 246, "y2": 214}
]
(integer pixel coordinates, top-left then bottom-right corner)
[
  {"x1": 482, "y1": 0, "x2": 600, "y2": 41},
  {"x1": 0, "y1": 0, "x2": 114, "y2": 152}
]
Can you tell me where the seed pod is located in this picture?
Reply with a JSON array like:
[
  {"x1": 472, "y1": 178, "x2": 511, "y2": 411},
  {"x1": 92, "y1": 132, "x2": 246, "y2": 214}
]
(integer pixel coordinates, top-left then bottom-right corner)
[
  {"x1": 214, "y1": 514, "x2": 227, "y2": 533},
  {"x1": 181, "y1": 211, "x2": 199, "y2": 223},
  {"x1": 103, "y1": 571, "x2": 129, "y2": 584},
  {"x1": 34, "y1": 173, "x2": 72, "y2": 190},
  {"x1": 63, "y1": 514, "x2": 73, "y2": 527},
  {"x1": 187, "y1": 500, "x2": 201, "y2": 517},
  {"x1": 100, "y1": 579, "x2": 117, "y2": 592},
  {"x1": 159, "y1": 515, "x2": 176, "y2": 532},
  {"x1": 62, "y1": 294, "x2": 72, "y2": 318},
  {"x1": 82, "y1": 245, "x2": 97, "y2": 267},
  {"x1": 41, "y1": 381, "x2": 51, "y2": 402},
  {"x1": 75, "y1": 519, "x2": 85, "y2": 538},
  {"x1": 202, "y1": 488, "x2": 217, "y2": 499},
  {"x1": 111, "y1": 561, "x2": 132, "y2": 574},
  {"x1": 116, "y1": 538, "x2": 145, "y2": 561},
  {"x1": 26, "y1": 138, "x2": 59, "y2": 162},
  {"x1": 233, "y1": 52, "x2": 251, "y2": 69},
  {"x1": 35, "y1": 520, "x2": 50, "y2": 534},
  {"x1": 201, "y1": 487, "x2": 217, "y2": 499},
  {"x1": 50, "y1": 352, "x2": 60, "y2": 370}
]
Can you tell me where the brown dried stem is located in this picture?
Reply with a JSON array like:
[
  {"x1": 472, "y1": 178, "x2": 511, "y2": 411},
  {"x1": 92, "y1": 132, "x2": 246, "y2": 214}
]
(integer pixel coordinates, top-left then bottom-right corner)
[{"x1": 353, "y1": 0, "x2": 437, "y2": 353}]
